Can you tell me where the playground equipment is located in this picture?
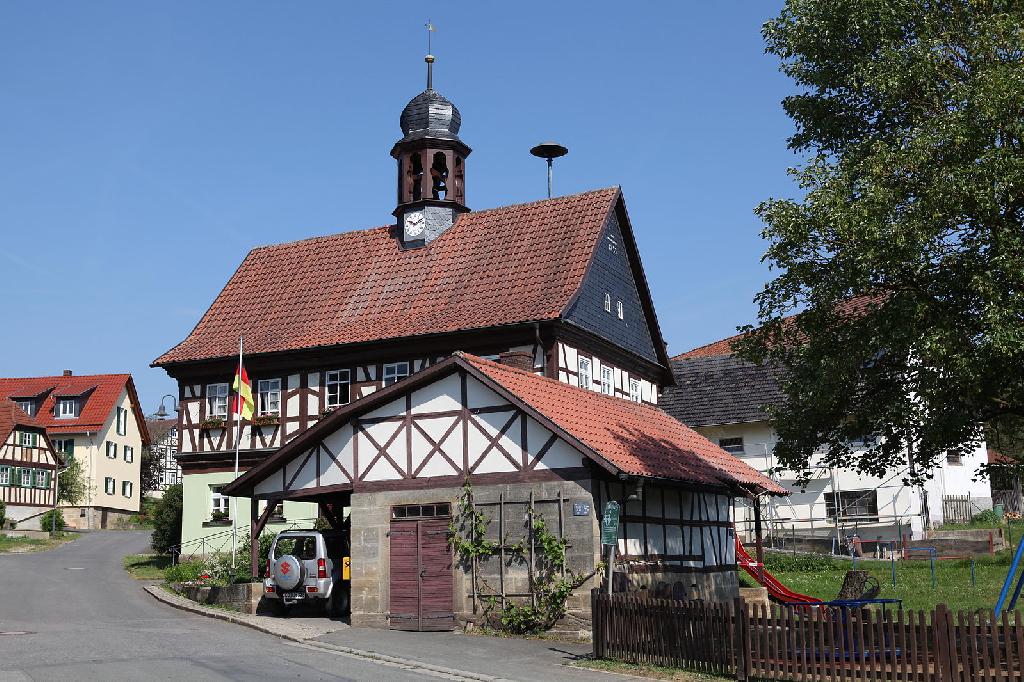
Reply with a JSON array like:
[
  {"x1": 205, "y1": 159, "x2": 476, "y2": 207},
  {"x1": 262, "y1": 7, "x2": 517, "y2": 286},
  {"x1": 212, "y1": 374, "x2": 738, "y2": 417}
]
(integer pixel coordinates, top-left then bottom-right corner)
[
  {"x1": 735, "y1": 538, "x2": 822, "y2": 604},
  {"x1": 996, "y1": 535, "x2": 1024, "y2": 614}
]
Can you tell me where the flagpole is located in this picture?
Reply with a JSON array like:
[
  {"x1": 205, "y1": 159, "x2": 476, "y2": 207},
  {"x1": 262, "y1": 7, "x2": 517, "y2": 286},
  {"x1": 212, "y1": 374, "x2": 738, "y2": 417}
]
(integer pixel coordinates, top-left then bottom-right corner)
[{"x1": 231, "y1": 335, "x2": 243, "y2": 572}]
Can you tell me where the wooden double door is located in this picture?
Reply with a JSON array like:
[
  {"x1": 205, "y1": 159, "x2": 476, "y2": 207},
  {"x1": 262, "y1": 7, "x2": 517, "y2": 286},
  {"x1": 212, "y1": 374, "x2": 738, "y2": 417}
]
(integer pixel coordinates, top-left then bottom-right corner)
[{"x1": 388, "y1": 517, "x2": 454, "y2": 631}]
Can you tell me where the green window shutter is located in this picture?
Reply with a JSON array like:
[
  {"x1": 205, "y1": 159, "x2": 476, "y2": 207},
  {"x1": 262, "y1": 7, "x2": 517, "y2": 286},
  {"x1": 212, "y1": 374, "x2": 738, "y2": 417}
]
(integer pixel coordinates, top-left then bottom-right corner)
[{"x1": 11, "y1": 467, "x2": 19, "y2": 488}]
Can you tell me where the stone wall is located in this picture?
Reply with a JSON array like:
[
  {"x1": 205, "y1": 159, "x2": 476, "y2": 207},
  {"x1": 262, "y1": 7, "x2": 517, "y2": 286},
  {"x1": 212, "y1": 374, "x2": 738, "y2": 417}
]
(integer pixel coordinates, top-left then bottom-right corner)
[
  {"x1": 348, "y1": 476, "x2": 601, "y2": 630},
  {"x1": 616, "y1": 566, "x2": 740, "y2": 603}
]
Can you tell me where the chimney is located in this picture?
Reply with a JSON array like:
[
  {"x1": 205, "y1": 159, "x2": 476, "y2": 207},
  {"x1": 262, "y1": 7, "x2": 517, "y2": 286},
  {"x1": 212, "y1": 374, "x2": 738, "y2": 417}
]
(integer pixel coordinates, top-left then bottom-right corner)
[
  {"x1": 63, "y1": 370, "x2": 73, "y2": 377},
  {"x1": 497, "y1": 351, "x2": 534, "y2": 372}
]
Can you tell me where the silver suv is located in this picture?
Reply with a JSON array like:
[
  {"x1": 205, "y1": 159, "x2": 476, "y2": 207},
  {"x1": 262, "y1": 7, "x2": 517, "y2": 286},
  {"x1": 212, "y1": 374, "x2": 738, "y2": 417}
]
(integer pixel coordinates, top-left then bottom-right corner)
[{"x1": 263, "y1": 529, "x2": 350, "y2": 617}]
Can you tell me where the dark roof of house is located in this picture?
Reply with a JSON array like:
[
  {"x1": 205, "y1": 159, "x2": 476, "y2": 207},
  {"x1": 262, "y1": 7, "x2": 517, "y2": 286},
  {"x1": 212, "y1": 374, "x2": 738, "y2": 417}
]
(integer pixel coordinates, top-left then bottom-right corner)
[
  {"x1": 154, "y1": 187, "x2": 672, "y2": 367},
  {"x1": 224, "y1": 353, "x2": 784, "y2": 498},
  {"x1": 0, "y1": 374, "x2": 150, "y2": 444},
  {"x1": 660, "y1": 355, "x2": 784, "y2": 428}
]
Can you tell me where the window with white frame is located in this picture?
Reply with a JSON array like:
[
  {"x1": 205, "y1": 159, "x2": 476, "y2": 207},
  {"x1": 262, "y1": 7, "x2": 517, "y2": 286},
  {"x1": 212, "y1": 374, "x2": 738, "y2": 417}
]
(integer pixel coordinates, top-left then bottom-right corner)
[
  {"x1": 718, "y1": 437, "x2": 745, "y2": 455},
  {"x1": 105, "y1": 441, "x2": 117, "y2": 459},
  {"x1": 325, "y1": 369, "x2": 351, "y2": 408},
  {"x1": 577, "y1": 357, "x2": 592, "y2": 390},
  {"x1": 629, "y1": 378, "x2": 641, "y2": 403},
  {"x1": 257, "y1": 379, "x2": 281, "y2": 416},
  {"x1": 19, "y1": 431, "x2": 37, "y2": 447},
  {"x1": 383, "y1": 362, "x2": 410, "y2": 386},
  {"x1": 21, "y1": 468, "x2": 34, "y2": 487},
  {"x1": 56, "y1": 398, "x2": 79, "y2": 419},
  {"x1": 210, "y1": 486, "x2": 229, "y2": 519},
  {"x1": 206, "y1": 383, "x2": 229, "y2": 418},
  {"x1": 122, "y1": 480, "x2": 133, "y2": 498},
  {"x1": 15, "y1": 400, "x2": 35, "y2": 416},
  {"x1": 123, "y1": 445, "x2": 134, "y2": 463},
  {"x1": 617, "y1": 300, "x2": 624, "y2": 320},
  {"x1": 34, "y1": 469, "x2": 49, "y2": 489},
  {"x1": 104, "y1": 477, "x2": 115, "y2": 495},
  {"x1": 0, "y1": 466, "x2": 10, "y2": 486},
  {"x1": 115, "y1": 406, "x2": 128, "y2": 436},
  {"x1": 601, "y1": 366, "x2": 614, "y2": 396},
  {"x1": 604, "y1": 293, "x2": 612, "y2": 312}
]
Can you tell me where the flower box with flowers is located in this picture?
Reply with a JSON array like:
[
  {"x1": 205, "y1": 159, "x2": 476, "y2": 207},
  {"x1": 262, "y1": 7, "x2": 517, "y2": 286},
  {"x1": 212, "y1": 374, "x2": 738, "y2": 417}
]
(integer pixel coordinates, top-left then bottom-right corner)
[
  {"x1": 252, "y1": 415, "x2": 279, "y2": 427},
  {"x1": 199, "y1": 418, "x2": 225, "y2": 431}
]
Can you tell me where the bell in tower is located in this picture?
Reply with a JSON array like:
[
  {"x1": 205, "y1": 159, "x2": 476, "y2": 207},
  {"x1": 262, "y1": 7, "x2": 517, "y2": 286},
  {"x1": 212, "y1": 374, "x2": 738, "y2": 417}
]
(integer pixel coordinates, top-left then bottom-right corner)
[{"x1": 391, "y1": 54, "x2": 471, "y2": 247}]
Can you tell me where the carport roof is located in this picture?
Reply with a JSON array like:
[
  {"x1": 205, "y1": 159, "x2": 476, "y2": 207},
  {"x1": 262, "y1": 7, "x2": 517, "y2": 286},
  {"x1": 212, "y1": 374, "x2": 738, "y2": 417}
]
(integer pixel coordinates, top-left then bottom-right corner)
[{"x1": 223, "y1": 353, "x2": 784, "y2": 498}]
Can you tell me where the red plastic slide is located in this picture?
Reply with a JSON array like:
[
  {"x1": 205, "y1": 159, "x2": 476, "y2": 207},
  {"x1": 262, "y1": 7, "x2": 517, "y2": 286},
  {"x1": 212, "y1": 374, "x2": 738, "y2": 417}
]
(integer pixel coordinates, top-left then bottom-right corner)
[{"x1": 735, "y1": 538, "x2": 822, "y2": 605}]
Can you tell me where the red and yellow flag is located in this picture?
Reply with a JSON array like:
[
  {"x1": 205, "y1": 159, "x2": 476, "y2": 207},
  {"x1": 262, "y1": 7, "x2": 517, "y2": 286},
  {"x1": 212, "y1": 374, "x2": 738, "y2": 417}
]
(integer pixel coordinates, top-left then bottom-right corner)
[{"x1": 232, "y1": 365, "x2": 254, "y2": 420}]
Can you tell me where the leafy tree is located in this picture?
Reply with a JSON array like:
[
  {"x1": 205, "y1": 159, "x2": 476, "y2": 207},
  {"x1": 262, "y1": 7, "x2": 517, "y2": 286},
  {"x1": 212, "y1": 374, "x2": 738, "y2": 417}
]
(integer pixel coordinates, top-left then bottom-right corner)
[
  {"x1": 739, "y1": 1, "x2": 1024, "y2": 483},
  {"x1": 139, "y1": 446, "x2": 161, "y2": 497},
  {"x1": 151, "y1": 484, "x2": 183, "y2": 554},
  {"x1": 57, "y1": 457, "x2": 87, "y2": 505},
  {"x1": 40, "y1": 509, "x2": 65, "y2": 533}
]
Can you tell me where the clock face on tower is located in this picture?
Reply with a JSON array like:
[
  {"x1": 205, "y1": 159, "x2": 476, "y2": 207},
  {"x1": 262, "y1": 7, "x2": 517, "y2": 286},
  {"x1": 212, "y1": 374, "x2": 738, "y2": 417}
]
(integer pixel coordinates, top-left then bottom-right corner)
[{"x1": 404, "y1": 210, "x2": 425, "y2": 238}]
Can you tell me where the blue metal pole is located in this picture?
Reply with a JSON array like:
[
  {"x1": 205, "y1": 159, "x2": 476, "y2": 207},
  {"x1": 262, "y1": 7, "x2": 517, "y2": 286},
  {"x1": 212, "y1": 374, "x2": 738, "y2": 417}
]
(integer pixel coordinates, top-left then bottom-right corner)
[
  {"x1": 996, "y1": 533, "x2": 1024, "y2": 614},
  {"x1": 1010, "y1": 568, "x2": 1024, "y2": 612}
]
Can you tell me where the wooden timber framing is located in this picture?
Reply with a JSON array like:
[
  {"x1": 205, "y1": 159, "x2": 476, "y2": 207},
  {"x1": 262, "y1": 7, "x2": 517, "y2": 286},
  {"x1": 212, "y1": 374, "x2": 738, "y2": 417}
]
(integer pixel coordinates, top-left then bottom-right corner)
[{"x1": 0, "y1": 424, "x2": 61, "y2": 509}]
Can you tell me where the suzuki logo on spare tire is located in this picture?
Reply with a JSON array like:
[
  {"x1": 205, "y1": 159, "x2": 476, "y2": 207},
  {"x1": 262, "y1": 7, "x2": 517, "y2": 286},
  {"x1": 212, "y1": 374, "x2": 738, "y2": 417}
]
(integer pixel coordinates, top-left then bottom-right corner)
[{"x1": 274, "y1": 555, "x2": 303, "y2": 590}]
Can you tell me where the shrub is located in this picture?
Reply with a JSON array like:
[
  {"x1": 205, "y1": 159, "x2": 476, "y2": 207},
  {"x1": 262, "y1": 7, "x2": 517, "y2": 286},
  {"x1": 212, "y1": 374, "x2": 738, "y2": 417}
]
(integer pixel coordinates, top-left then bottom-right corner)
[
  {"x1": 151, "y1": 484, "x2": 183, "y2": 554},
  {"x1": 40, "y1": 509, "x2": 65, "y2": 533},
  {"x1": 972, "y1": 509, "x2": 1001, "y2": 526},
  {"x1": 165, "y1": 559, "x2": 209, "y2": 583}
]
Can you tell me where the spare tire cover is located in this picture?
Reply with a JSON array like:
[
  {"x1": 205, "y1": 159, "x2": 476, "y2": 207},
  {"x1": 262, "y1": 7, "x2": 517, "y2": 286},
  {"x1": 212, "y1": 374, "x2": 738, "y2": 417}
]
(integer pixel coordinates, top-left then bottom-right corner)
[{"x1": 273, "y1": 555, "x2": 303, "y2": 590}]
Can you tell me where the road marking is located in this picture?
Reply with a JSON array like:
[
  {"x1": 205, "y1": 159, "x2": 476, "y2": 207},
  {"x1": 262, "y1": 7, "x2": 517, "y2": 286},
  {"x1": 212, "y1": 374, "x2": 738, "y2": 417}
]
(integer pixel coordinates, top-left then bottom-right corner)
[
  {"x1": 65, "y1": 567, "x2": 86, "y2": 570},
  {"x1": 284, "y1": 640, "x2": 505, "y2": 681},
  {"x1": 0, "y1": 632, "x2": 34, "y2": 636}
]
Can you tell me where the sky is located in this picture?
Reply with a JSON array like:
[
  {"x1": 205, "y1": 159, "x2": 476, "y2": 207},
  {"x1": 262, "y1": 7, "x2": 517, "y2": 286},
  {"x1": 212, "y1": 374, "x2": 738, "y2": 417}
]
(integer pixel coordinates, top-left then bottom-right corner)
[{"x1": 0, "y1": 1, "x2": 795, "y2": 415}]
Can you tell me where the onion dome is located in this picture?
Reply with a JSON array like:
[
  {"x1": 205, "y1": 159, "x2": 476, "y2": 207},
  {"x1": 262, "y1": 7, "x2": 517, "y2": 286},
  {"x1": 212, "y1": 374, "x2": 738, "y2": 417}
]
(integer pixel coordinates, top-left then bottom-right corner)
[{"x1": 398, "y1": 88, "x2": 462, "y2": 144}]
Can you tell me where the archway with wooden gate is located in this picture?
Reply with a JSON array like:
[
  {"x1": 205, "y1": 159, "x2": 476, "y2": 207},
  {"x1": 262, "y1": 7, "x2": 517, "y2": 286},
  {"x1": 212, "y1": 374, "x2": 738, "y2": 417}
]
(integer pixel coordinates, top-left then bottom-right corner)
[{"x1": 388, "y1": 503, "x2": 454, "y2": 631}]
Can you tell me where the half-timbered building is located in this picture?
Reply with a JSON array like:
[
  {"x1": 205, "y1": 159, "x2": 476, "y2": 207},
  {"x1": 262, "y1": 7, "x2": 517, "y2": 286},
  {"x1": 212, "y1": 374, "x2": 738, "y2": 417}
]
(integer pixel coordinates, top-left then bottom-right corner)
[
  {"x1": 153, "y1": 57, "x2": 675, "y2": 553},
  {"x1": 0, "y1": 402, "x2": 62, "y2": 529},
  {"x1": 0, "y1": 371, "x2": 149, "y2": 529},
  {"x1": 222, "y1": 353, "x2": 784, "y2": 629}
]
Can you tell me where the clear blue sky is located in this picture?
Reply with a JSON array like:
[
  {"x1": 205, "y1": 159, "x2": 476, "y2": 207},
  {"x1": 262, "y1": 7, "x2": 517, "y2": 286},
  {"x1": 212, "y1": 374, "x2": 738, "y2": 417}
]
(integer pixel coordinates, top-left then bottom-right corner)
[{"x1": 0, "y1": 1, "x2": 794, "y2": 414}]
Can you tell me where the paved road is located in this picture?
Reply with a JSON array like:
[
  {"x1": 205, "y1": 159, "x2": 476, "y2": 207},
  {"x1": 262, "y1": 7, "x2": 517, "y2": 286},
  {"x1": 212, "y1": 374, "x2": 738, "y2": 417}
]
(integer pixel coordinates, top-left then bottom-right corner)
[{"x1": 0, "y1": 531, "x2": 433, "y2": 681}]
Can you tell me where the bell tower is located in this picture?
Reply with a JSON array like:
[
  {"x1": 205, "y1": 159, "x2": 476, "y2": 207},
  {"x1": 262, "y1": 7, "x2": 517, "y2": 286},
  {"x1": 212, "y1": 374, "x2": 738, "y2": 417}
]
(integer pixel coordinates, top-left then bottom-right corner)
[{"x1": 391, "y1": 54, "x2": 471, "y2": 247}]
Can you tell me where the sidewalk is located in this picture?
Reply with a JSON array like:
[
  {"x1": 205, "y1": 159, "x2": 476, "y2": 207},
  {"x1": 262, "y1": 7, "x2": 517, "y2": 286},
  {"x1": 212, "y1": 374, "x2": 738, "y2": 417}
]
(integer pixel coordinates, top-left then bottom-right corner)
[
  {"x1": 312, "y1": 628, "x2": 596, "y2": 681},
  {"x1": 146, "y1": 585, "x2": 601, "y2": 681}
]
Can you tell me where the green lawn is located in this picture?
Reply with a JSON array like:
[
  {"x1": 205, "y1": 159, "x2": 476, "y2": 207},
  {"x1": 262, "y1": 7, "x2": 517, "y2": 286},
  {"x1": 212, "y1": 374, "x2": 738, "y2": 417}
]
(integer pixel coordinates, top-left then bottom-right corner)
[
  {"x1": 123, "y1": 553, "x2": 173, "y2": 580},
  {"x1": 0, "y1": 533, "x2": 74, "y2": 553},
  {"x1": 573, "y1": 657, "x2": 732, "y2": 681},
  {"x1": 741, "y1": 551, "x2": 1016, "y2": 612}
]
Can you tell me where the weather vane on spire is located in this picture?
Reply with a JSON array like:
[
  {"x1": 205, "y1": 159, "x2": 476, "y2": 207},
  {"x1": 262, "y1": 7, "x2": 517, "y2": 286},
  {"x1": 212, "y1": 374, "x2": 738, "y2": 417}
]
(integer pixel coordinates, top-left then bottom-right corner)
[
  {"x1": 425, "y1": 20, "x2": 435, "y2": 54},
  {"x1": 424, "y1": 20, "x2": 437, "y2": 89}
]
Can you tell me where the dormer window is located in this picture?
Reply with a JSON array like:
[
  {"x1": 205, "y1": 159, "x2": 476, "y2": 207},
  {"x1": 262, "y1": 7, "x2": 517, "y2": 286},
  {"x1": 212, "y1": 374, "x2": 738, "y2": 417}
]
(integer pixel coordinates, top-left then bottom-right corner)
[
  {"x1": 617, "y1": 301, "x2": 624, "y2": 320},
  {"x1": 56, "y1": 398, "x2": 79, "y2": 419},
  {"x1": 14, "y1": 400, "x2": 35, "y2": 416},
  {"x1": 604, "y1": 293, "x2": 611, "y2": 313}
]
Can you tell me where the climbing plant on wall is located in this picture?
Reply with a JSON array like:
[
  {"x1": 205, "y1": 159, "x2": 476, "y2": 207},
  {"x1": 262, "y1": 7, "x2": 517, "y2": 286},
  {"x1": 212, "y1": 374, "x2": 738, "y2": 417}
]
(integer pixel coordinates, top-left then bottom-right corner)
[{"x1": 448, "y1": 481, "x2": 599, "y2": 634}]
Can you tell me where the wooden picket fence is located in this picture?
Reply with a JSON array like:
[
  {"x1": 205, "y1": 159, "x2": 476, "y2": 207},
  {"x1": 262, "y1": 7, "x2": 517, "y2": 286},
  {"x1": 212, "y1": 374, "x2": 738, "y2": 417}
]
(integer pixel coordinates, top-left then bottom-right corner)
[{"x1": 592, "y1": 591, "x2": 1024, "y2": 681}]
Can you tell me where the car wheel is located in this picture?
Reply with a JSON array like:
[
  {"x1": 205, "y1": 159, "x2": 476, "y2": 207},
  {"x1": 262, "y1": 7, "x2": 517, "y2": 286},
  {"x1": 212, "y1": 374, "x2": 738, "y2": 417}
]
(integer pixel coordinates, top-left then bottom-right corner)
[{"x1": 328, "y1": 583, "x2": 351, "y2": 617}]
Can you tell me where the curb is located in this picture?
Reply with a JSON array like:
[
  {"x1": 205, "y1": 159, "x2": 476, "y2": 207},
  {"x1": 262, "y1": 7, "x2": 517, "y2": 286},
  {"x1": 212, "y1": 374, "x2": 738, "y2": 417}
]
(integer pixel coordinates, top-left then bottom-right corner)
[
  {"x1": 143, "y1": 584, "x2": 306, "y2": 642},
  {"x1": 143, "y1": 585, "x2": 503, "y2": 681}
]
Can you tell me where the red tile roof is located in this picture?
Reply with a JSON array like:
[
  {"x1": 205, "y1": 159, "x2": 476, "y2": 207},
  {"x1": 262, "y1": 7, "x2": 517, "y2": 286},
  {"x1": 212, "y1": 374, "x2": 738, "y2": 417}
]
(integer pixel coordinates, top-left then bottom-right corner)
[
  {"x1": 0, "y1": 401, "x2": 42, "y2": 445},
  {"x1": 463, "y1": 355, "x2": 785, "y2": 494},
  {"x1": 154, "y1": 188, "x2": 621, "y2": 366},
  {"x1": 224, "y1": 352, "x2": 784, "y2": 497},
  {"x1": 672, "y1": 294, "x2": 886, "y2": 361},
  {"x1": 0, "y1": 374, "x2": 150, "y2": 444}
]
